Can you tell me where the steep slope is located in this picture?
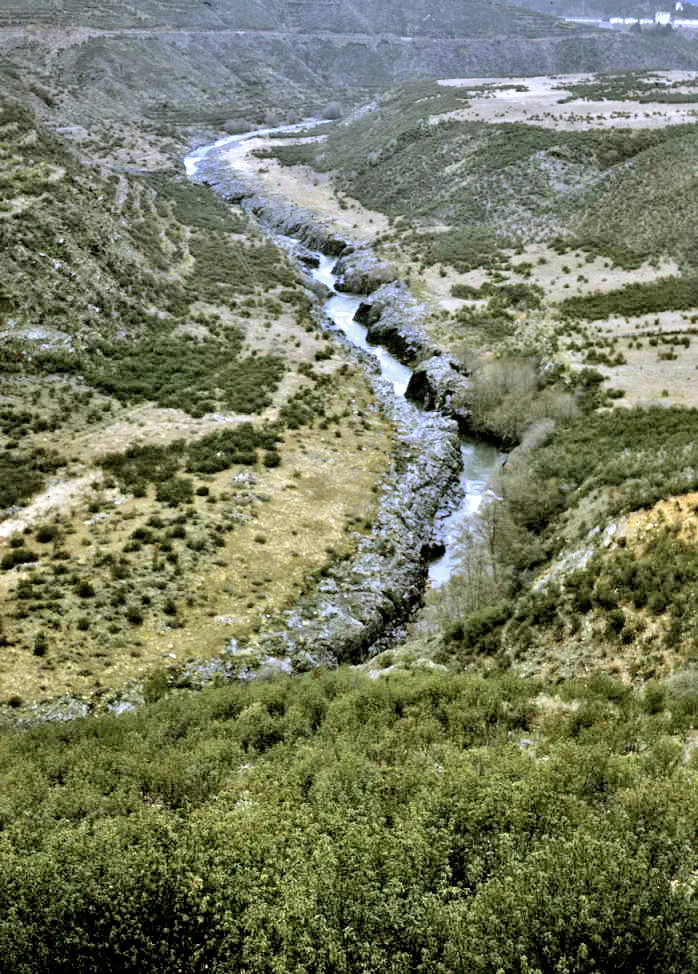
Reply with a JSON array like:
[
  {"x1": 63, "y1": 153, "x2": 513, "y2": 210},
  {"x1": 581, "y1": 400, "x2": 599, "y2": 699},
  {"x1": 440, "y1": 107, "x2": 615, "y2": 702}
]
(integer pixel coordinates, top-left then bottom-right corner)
[{"x1": 0, "y1": 0, "x2": 566, "y2": 34}]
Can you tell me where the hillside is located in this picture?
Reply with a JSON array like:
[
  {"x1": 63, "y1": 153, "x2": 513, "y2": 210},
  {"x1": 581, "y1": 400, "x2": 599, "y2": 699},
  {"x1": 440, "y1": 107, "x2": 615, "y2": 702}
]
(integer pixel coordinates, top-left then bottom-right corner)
[
  {"x1": 0, "y1": 0, "x2": 570, "y2": 35},
  {"x1": 257, "y1": 72, "x2": 698, "y2": 683},
  {"x1": 508, "y1": 0, "x2": 661, "y2": 17},
  {"x1": 1, "y1": 0, "x2": 697, "y2": 148},
  {"x1": 266, "y1": 75, "x2": 698, "y2": 267},
  {"x1": 1, "y1": 666, "x2": 697, "y2": 970},
  {"x1": 0, "y1": 7, "x2": 697, "y2": 965},
  {"x1": 0, "y1": 76, "x2": 392, "y2": 711}
]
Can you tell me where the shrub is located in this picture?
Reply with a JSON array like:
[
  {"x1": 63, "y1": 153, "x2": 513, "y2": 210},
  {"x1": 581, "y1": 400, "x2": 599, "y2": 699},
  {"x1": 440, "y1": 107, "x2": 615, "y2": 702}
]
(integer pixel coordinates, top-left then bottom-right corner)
[
  {"x1": 33, "y1": 632, "x2": 48, "y2": 657},
  {"x1": 1, "y1": 549, "x2": 38, "y2": 571},
  {"x1": 156, "y1": 477, "x2": 194, "y2": 507}
]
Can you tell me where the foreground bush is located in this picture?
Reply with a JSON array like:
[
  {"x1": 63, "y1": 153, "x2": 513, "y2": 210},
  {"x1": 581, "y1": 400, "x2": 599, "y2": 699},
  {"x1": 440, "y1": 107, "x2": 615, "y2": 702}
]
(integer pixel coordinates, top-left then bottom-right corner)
[{"x1": 0, "y1": 669, "x2": 695, "y2": 972}]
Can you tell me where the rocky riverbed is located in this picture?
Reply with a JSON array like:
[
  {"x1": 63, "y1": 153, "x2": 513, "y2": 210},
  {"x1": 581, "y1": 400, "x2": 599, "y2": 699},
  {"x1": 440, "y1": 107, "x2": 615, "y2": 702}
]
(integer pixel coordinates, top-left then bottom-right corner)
[
  {"x1": 12, "y1": 126, "x2": 497, "y2": 723},
  {"x1": 182, "y1": 132, "x2": 493, "y2": 676}
]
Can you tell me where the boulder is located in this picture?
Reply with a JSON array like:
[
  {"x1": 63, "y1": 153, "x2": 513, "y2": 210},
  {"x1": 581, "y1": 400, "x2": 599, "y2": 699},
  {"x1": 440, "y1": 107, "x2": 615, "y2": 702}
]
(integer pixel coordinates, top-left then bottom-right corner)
[
  {"x1": 332, "y1": 248, "x2": 394, "y2": 294},
  {"x1": 292, "y1": 243, "x2": 321, "y2": 269},
  {"x1": 356, "y1": 282, "x2": 435, "y2": 363},
  {"x1": 406, "y1": 355, "x2": 472, "y2": 430}
]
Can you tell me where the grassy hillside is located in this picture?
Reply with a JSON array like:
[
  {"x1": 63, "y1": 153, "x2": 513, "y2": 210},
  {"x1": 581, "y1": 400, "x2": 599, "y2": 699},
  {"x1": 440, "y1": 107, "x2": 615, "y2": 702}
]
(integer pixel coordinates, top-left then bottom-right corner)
[
  {"x1": 267, "y1": 79, "x2": 698, "y2": 269},
  {"x1": 0, "y1": 21, "x2": 697, "y2": 966},
  {"x1": 0, "y1": 82, "x2": 391, "y2": 711},
  {"x1": 258, "y1": 74, "x2": 698, "y2": 689}
]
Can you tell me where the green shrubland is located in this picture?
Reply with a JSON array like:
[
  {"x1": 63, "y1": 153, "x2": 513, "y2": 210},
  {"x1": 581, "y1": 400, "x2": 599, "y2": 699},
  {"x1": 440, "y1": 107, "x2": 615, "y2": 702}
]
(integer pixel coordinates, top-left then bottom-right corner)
[
  {"x1": 559, "y1": 276, "x2": 698, "y2": 320},
  {"x1": 0, "y1": 667, "x2": 696, "y2": 971},
  {"x1": 435, "y1": 406, "x2": 698, "y2": 673},
  {"x1": 265, "y1": 81, "x2": 698, "y2": 269}
]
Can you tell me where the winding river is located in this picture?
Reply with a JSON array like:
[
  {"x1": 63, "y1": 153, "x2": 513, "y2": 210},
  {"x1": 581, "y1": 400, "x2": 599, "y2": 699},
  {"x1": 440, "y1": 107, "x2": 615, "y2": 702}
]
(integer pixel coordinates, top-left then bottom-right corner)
[{"x1": 184, "y1": 125, "x2": 500, "y2": 589}]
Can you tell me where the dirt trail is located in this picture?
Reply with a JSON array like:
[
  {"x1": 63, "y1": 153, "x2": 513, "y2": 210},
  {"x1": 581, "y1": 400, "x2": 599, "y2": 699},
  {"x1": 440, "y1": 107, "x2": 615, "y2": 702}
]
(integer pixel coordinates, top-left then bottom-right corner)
[{"x1": 0, "y1": 474, "x2": 100, "y2": 538}]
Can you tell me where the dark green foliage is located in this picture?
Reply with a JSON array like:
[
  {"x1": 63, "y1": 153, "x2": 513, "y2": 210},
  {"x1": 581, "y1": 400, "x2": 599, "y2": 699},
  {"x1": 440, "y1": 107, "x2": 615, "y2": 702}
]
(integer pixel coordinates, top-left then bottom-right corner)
[
  {"x1": 102, "y1": 443, "x2": 183, "y2": 491},
  {"x1": 452, "y1": 281, "x2": 543, "y2": 309},
  {"x1": 1, "y1": 549, "x2": 38, "y2": 571},
  {"x1": 125, "y1": 605, "x2": 144, "y2": 625},
  {"x1": 0, "y1": 448, "x2": 62, "y2": 509},
  {"x1": 451, "y1": 601, "x2": 513, "y2": 654},
  {"x1": 101, "y1": 422, "x2": 282, "y2": 492},
  {"x1": 0, "y1": 670, "x2": 695, "y2": 971},
  {"x1": 155, "y1": 476, "x2": 193, "y2": 507},
  {"x1": 33, "y1": 632, "x2": 48, "y2": 657},
  {"x1": 147, "y1": 173, "x2": 246, "y2": 233},
  {"x1": 188, "y1": 236, "x2": 294, "y2": 298},
  {"x1": 450, "y1": 282, "x2": 484, "y2": 299},
  {"x1": 410, "y1": 227, "x2": 512, "y2": 274},
  {"x1": 279, "y1": 386, "x2": 326, "y2": 429},
  {"x1": 487, "y1": 281, "x2": 544, "y2": 310},
  {"x1": 559, "y1": 275, "x2": 698, "y2": 320},
  {"x1": 186, "y1": 424, "x2": 281, "y2": 473},
  {"x1": 87, "y1": 327, "x2": 284, "y2": 417},
  {"x1": 532, "y1": 407, "x2": 698, "y2": 515},
  {"x1": 35, "y1": 525, "x2": 57, "y2": 544}
]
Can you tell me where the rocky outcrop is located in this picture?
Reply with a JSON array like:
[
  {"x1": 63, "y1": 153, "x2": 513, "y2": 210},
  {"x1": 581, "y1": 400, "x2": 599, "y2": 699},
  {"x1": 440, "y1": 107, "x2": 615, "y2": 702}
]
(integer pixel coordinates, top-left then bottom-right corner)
[
  {"x1": 183, "y1": 381, "x2": 461, "y2": 679},
  {"x1": 332, "y1": 248, "x2": 394, "y2": 294},
  {"x1": 354, "y1": 282, "x2": 434, "y2": 363},
  {"x1": 199, "y1": 158, "x2": 355, "y2": 254},
  {"x1": 292, "y1": 243, "x2": 321, "y2": 269},
  {"x1": 406, "y1": 355, "x2": 472, "y2": 431},
  {"x1": 262, "y1": 386, "x2": 461, "y2": 663}
]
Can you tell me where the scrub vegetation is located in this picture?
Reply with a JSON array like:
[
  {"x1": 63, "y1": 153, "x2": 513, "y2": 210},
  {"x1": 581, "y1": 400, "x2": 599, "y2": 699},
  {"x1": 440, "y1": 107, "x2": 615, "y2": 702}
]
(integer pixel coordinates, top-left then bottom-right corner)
[
  {"x1": 0, "y1": 668, "x2": 696, "y2": 972},
  {"x1": 2, "y1": 35, "x2": 698, "y2": 971},
  {"x1": 0, "y1": 82, "x2": 391, "y2": 706}
]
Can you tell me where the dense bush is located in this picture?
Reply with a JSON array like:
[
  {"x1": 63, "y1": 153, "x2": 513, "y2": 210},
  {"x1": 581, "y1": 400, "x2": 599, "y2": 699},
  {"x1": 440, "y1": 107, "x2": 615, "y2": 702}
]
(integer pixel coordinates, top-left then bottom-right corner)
[
  {"x1": 0, "y1": 669, "x2": 696, "y2": 971},
  {"x1": 102, "y1": 442, "x2": 183, "y2": 491},
  {"x1": 101, "y1": 420, "x2": 283, "y2": 493},
  {"x1": 87, "y1": 328, "x2": 285, "y2": 417},
  {"x1": 0, "y1": 448, "x2": 63, "y2": 509},
  {"x1": 559, "y1": 275, "x2": 698, "y2": 320},
  {"x1": 156, "y1": 476, "x2": 194, "y2": 507},
  {"x1": 147, "y1": 174, "x2": 247, "y2": 233},
  {"x1": 186, "y1": 424, "x2": 281, "y2": 474}
]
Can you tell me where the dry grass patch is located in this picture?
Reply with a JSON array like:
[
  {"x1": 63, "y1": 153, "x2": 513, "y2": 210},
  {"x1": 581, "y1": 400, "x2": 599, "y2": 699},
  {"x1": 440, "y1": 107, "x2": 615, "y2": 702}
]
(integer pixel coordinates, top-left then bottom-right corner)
[
  {"x1": 435, "y1": 73, "x2": 698, "y2": 132},
  {"x1": 219, "y1": 135, "x2": 390, "y2": 243},
  {"x1": 0, "y1": 366, "x2": 391, "y2": 706}
]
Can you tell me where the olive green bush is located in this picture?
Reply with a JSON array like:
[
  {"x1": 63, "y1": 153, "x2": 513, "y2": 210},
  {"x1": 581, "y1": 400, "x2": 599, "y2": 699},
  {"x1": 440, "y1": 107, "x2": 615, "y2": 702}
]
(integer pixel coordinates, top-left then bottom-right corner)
[{"x1": 0, "y1": 670, "x2": 695, "y2": 972}]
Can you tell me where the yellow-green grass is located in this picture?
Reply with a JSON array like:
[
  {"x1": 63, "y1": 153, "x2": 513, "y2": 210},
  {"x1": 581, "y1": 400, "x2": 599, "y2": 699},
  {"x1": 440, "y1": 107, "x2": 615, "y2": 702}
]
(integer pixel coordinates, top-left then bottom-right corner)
[{"x1": 0, "y1": 364, "x2": 391, "y2": 707}]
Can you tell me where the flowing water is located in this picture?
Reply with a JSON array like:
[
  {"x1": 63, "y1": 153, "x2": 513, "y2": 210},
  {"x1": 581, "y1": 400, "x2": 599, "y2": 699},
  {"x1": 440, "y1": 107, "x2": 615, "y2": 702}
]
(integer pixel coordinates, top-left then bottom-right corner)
[{"x1": 184, "y1": 126, "x2": 500, "y2": 588}]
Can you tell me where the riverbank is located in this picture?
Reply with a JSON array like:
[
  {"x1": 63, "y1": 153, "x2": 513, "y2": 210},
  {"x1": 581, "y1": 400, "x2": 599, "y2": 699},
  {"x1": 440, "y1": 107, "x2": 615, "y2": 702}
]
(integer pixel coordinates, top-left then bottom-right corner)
[{"x1": 182, "y1": 127, "x2": 513, "y2": 669}]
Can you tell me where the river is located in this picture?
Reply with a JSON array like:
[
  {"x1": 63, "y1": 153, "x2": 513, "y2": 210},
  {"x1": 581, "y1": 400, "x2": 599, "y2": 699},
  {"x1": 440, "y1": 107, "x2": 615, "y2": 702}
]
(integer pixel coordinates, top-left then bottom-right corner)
[{"x1": 184, "y1": 124, "x2": 500, "y2": 589}]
